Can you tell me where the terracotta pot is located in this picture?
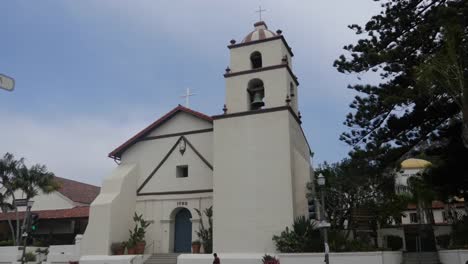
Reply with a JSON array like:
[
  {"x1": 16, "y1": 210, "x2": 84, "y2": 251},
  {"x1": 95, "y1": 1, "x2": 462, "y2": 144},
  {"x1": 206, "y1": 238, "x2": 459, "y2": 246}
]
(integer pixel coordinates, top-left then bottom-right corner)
[
  {"x1": 115, "y1": 247, "x2": 125, "y2": 255},
  {"x1": 127, "y1": 247, "x2": 136, "y2": 255},
  {"x1": 191, "y1": 243, "x2": 201, "y2": 253},
  {"x1": 135, "y1": 241, "x2": 146, "y2": 254}
]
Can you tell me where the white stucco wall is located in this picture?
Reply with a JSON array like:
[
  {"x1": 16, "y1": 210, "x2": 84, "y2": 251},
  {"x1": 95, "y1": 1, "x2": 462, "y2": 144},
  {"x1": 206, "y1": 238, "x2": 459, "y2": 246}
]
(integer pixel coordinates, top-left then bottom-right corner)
[
  {"x1": 278, "y1": 252, "x2": 402, "y2": 264},
  {"x1": 439, "y1": 250, "x2": 468, "y2": 264},
  {"x1": 289, "y1": 114, "x2": 311, "y2": 218},
  {"x1": 136, "y1": 193, "x2": 212, "y2": 254},
  {"x1": 80, "y1": 164, "x2": 138, "y2": 255},
  {"x1": 178, "y1": 252, "x2": 402, "y2": 264},
  {"x1": 213, "y1": 110, "x2": 300, "y2": 253},
  {"x1": 137, "y1": 132, "x2": 213, "y2": 194},
  {"x1": 7, "y1": 190, "x2": 74, "y2": 212},
  {"x1": 147, "y1": 112, "x2": 212, "y2": 137},
  {"x1": 229, "y1": 38, "x2": 290, "y2": 72},
  {"x1": 81, "y1": 111, "x2": 214, "y2": 256},
  {"x1": 226, "y1": 38, "x2": 298, "y2": 114}
]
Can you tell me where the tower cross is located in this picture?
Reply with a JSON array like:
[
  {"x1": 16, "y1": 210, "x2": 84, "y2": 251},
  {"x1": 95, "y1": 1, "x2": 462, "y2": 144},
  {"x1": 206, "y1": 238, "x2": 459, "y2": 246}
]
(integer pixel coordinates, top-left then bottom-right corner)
[
  {"x1": 255, "y1": 6, "x2": 266, "y2": 21},
  {"x1": 180, "y1": 88, "x2": 196, "y2": 108}
]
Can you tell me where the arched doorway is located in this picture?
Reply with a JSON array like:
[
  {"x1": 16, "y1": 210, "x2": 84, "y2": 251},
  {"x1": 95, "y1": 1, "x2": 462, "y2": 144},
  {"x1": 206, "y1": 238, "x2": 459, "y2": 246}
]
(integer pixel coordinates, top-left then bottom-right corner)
[{"x1": 174, "y1": 208, "x2": 192, "y2": 253}]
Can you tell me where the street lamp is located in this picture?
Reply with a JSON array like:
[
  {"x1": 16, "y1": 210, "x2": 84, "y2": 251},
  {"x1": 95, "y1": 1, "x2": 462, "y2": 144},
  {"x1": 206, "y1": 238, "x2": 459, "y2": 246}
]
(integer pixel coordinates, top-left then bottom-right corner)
[{"x1": 317, "y1": 173, "x2": 330, "y2": 264}]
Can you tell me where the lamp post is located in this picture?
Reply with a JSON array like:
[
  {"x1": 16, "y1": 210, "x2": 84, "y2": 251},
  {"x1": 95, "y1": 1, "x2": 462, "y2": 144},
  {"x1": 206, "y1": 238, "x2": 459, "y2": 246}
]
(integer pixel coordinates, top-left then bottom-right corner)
[{"x1": 317, "y1": 173, "x2": 329, "y2": 264}]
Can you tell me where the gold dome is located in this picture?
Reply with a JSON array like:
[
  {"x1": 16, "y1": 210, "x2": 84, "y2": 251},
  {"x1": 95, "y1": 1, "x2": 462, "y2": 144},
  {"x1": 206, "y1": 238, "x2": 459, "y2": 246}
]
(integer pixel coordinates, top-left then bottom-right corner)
[{"x1": 401, "y1": 158, "x2": 431, "y2": 169}]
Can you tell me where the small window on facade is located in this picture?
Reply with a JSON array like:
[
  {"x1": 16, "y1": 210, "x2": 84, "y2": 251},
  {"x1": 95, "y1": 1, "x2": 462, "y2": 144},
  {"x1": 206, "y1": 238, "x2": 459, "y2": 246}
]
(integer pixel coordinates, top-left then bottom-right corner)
[
  {"x1": 410, "y1": 213, "x2": 419, "y2": 223},
  {"x1": 442, "y1": 211, "x2": 448, "y2": 222},
  {"x1": 250, "y1": 51, "x2": 262, "y2": 69},
  {"x1": 176, "y1": 165, "x2": 188, "y2": 178},
  {"x1": 290, "y1": 82, "x2": 295, "y2": 97}
]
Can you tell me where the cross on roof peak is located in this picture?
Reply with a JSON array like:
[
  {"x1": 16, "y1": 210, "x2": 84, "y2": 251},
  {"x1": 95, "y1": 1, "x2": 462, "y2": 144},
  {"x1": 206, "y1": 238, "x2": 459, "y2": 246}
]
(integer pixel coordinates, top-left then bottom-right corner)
[{"x1": 255, "y1": 6, "x2": 266, "y2": 21}]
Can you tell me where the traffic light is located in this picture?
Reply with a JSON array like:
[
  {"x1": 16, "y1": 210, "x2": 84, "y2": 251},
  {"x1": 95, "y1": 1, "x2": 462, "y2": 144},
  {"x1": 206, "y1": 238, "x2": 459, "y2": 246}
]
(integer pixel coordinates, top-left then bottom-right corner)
[
  {"x1": 30, "y1": 213, "x2": 39, "y2": 232},
  {"x1": 308, "y1": 198, "x2": 318, "y2": 220}
]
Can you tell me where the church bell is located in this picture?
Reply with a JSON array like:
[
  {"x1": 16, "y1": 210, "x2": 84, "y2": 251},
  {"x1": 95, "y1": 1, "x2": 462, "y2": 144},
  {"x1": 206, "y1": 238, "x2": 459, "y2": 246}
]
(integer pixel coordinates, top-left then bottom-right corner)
[{"x1": 251, "y1": 91, "x2": 265, "y2": 109}]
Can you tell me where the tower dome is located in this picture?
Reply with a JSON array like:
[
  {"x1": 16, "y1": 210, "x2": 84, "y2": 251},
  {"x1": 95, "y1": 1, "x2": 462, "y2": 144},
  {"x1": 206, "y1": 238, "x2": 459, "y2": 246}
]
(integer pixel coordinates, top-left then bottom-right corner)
[{"x1": 242, "y1": 21, "x2": 277, "y2": 43}]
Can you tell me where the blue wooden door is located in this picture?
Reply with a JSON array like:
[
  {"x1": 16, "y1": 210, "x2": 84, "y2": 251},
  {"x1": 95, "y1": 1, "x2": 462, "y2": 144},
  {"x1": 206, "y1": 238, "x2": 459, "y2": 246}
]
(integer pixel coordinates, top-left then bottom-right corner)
[{"x1": 174, "y1": 208, "x2": 192, "y2": 253}]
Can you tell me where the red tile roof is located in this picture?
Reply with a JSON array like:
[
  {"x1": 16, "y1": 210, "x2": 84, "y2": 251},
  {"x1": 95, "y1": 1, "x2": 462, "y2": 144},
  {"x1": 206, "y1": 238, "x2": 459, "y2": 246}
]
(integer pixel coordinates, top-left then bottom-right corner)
[
  {"x1": 55, "y1": 177, "x2": 100, "y2": 205},
  {"x1": 108, "y1": 105, "x2": 213, "y2": 159},
  {"x1": 0, "y1": 206, "x2": 90, "y2": 221}
]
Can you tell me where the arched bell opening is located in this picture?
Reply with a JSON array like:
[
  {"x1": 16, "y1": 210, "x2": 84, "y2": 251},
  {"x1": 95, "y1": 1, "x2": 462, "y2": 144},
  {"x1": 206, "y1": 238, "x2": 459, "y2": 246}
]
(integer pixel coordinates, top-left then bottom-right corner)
[
  {"x1": 250, "y1": 51, "x2": 262, "y2": 69},
  {"x1": 247, "y1": 78, "x2": 265, "y2": 110}
]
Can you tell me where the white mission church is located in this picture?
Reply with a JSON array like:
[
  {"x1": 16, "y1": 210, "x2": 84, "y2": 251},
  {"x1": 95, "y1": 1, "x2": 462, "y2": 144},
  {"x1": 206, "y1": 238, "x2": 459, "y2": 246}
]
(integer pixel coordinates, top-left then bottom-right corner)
[{"x1": 81, "y1": 21, "x2": 314, "y2": 255}]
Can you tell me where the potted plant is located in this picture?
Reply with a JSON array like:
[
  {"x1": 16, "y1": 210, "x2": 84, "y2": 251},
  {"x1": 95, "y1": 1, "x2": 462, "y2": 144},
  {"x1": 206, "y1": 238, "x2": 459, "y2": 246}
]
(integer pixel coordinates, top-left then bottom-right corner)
[
  {"x1": 126, "y1": 238, "x2": 136, "y2": 255},
  {"x1": 191, "y1": 240, "x2": 201, "y2": 253},
  {"x1": 126, "y1": 212, "x2": 151, "y2": 254},
  {"x1": 111, "y1": 242, "x2": 125, "y2": 255},
  {"x1": 262, "y1": 254, "x2": 280, "y2": 264}
]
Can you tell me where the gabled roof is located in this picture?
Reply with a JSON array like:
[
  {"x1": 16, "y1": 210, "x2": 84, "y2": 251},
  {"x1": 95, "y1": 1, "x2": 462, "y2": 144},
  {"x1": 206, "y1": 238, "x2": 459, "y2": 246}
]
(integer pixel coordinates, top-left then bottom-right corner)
[
  {"x1": 109, "y1": 105, "x2": 213, "y2": 160},
  {"x1": 55, "y1": 177, "x2": 100, "y2": 204}
]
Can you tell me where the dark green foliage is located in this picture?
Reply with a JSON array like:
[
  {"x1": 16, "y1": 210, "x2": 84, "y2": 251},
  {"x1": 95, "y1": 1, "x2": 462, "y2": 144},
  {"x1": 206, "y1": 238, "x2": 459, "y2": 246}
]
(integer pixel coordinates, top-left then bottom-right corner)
[
  {"x1": 0, "y1": 152, "x2": 59, "y2": 246},
  {"x1": 436, "y1": 234, "x2": 451, "y2": 249},
  {"x1": 0, "y1": 240, "x2": 14, "y2": 246},
  {"x1": 334, "y1": 0, "x2": 468, "y2": 209},
  {"x1": 23, "y1": 252, "x2": 36, "y2": 262},
  {"x1": 312, "y1": 160, "x2": 407, "y2": 240},
  {"x1": 328, "y1": 230, "x2": 377, "y2": 252},
  {"x1": 386, "y1": 235, "x2": 403, "y2": 251},
  {"x1": 127, "y1": 212, "x2": 151, "y2": 247},
  {"x1": 451, "y1": 216, "x2": 468, "y2": 248},
  {"x1": 194, "y1": 206, "x2": 213, "y2": 253},
  {"x1": 272, "y1": 216, "x2": 323, "y2": 253}
]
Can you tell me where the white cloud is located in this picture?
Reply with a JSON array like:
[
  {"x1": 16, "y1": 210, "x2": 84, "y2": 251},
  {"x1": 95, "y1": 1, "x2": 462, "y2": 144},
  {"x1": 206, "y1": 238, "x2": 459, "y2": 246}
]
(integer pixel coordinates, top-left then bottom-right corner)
[{"x1": 0, "y1": 109, "x2": 162, "y2": 186}]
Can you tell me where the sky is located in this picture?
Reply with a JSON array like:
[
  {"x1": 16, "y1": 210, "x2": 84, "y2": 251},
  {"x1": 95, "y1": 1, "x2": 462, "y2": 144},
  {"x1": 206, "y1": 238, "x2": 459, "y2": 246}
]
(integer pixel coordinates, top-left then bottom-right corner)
[{"x1": 0, "y1": 0, "x2": 382, "y2": 186}]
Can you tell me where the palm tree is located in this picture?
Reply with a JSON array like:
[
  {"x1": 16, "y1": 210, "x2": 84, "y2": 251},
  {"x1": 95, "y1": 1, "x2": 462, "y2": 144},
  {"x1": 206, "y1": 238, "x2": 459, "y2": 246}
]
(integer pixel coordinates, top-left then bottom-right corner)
[
  {"x1": 0, "y1": 153, "x2": 24, "y2": 245},
  {"x1": 0, "y1": 153, "x2": 60, "y2": 245}
]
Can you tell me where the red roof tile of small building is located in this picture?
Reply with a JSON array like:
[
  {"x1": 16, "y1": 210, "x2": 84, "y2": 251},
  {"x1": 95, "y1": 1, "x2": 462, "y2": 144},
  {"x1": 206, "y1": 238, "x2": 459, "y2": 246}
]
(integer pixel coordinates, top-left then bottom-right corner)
[
  {"x1": 0, "y1": 206, "x2": 90, "y2": 221},
  {"x1": 108, "y1": 105, "x2": 213, "y2": 159},
  {"x1": 55, "y1": 176, "x2": 100, "y2": 205}
]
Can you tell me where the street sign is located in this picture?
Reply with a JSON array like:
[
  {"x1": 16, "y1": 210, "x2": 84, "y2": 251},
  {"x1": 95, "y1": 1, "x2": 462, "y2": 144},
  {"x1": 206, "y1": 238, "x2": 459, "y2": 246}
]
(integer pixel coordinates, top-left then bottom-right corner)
[
  {"x1": 0, "y1": 73, "x2": 15, "y2": 91},
  {"x1": 318, "y1": 220, "x2": 331, "y2": 228},
  {"x1": 13, "y1": 199, "x2": 28, "y2": 207}
]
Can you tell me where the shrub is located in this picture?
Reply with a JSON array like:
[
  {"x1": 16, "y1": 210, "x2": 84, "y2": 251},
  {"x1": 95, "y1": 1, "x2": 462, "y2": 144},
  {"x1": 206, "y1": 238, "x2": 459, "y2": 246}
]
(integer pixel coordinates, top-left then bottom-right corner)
[
  {"x1": 386, "y1": 235, "x2": 403, "y2": 251},
  {"x1": 272, "y1": 216, "x2": 323, "y2": 253},
  {"x1": 328, "y1": 231, "x2": 377, "y2": 252},
  {"x1": 0, "y1": 240, "x2": 13, "y2": 246},
  {"x1": 452, "y1": 216, "x2": 468, "y2": 248},
  {"x1": 195, "y1": 206, "x2": 213, "y2": 253},
  {"x1": 24, "y1": 252, "x2": 36, "y2": 262},
  {"x1": 262, "y1": 254, "x2": 280, "y2": 264},
  {"x1": 436, "y1": 234, "x2": 451, "y2": 249}
]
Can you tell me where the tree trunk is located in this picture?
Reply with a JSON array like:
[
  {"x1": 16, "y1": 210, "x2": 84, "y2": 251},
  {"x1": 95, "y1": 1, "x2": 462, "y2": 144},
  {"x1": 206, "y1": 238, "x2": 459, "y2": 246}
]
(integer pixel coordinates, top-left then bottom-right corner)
[
  {"x1": 11, "y1": 194, "x2": 20, "y2": 246},
  {"x1": 462, "y1": 106, "x2": 468, "y2": 149},
  {"x1": 7, "y1": 218, "x2": 15, "y2": 245},
  {"x1": 464, "y1": 191, "x2": 468, "y2": 217},
  {"x1": 462, "y1": 84, "x2": 468, "y2": 149}
]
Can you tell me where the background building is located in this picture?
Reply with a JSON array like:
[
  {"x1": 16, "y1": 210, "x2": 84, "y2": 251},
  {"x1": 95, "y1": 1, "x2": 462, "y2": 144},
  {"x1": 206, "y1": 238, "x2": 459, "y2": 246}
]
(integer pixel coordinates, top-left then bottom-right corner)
[{"x1": 0, "y1": 177, "x2": 100, "y2": 245}]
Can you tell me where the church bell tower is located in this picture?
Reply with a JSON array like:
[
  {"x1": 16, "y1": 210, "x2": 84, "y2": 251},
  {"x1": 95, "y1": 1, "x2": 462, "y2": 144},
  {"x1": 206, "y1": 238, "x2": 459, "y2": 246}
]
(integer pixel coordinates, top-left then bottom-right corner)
[{"x1": 212, "y1": 21, "x2": 311, "y2": 253}]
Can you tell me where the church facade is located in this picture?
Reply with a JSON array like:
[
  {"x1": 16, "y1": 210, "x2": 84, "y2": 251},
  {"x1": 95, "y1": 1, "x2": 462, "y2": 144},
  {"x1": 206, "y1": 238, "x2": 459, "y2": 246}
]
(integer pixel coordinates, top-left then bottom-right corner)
[{"x1": 81, "y1": 21, "x2": 313, "y2": 255}]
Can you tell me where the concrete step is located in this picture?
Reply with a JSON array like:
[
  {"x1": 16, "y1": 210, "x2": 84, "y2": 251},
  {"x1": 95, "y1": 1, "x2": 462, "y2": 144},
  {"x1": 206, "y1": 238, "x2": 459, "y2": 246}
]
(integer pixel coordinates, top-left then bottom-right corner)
[
  {"x1": 144, "y1": 254, "x2": 180, "y2": 264},
  {"x1": 403, "y1": 252, "x2": 440, "y2": 264}
]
